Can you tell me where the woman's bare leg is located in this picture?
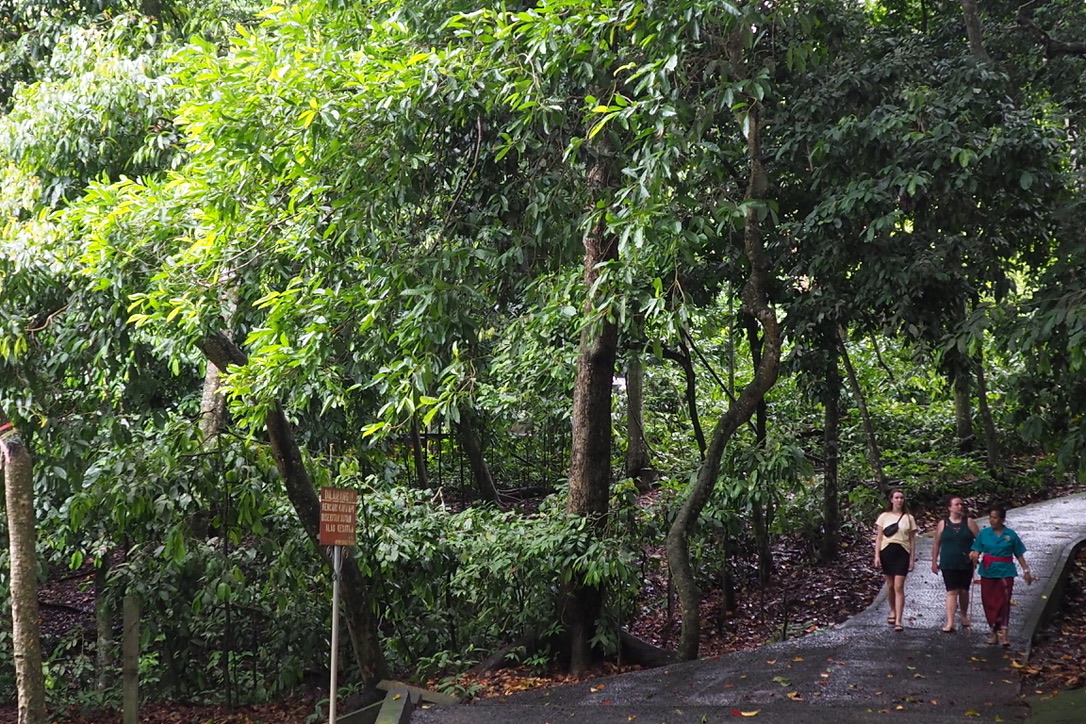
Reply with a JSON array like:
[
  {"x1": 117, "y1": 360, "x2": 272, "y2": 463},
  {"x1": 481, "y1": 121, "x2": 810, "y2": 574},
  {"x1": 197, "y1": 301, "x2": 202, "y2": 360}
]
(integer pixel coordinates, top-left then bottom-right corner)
[
  {"x1": 892, "y1": 575, "x2": 906, "y2": 627},
  {"x1": 959, "y1": 588, "x2": 972, "y2": 627},
  {"x1": 943, "y1": 591, "x2": 957, "y2": 631}
]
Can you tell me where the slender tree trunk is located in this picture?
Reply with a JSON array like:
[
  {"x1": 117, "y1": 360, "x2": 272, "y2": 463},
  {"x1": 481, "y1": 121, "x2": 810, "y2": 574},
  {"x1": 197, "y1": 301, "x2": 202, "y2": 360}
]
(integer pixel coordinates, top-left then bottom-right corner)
[
  {"x1": 744, "y1": 313, "x2": 772, "y2": 586},
  {"x1": 122, "y1": 593, "x2": 140, "y2": 724},
  {"x1": 95, "y1": 558, "x2": 113, "y2": 692},
  {"x1": 666, "y1": 99, "x2": 781, "y2": 661},
  {"x1": 869, "y1": 334, "x2": 897, "y2": 385},
  {"x1": 410, "y1": 413, "x2": 429, "y2": 489},
  {"x1": 837, "y1": 330, "x2": 889, "y2": 494},
  {"x1": 974, "y1": 348, "x2": 1001, "y2": 472},
  {"x1": 199, "y1": 331, "x2": 388, "y2": 688},
  {"x1": 960, "y1": 0, "x2": 992, "y2": 62},
  {"x1": 662, "y1": 341, "x2": 706, "y2": 457},
  {"x1": 821, "y1": 349, "x2": 841, "y2": 562},
  {"x1": 624, "y1": 351, "x2": 652, "y2": 487},
  {"x1": 564, "y1": 141, "x2": 619, "y2": 675},
  {"x1": 456, "y1": 407, "x2": 500, "y2": 503},
  {"x1": 953, "y1": 364, "x2": 975, "y2": 452},
  {"x1": 1, "y1": 420, "x2": 46, "y2": 724}
]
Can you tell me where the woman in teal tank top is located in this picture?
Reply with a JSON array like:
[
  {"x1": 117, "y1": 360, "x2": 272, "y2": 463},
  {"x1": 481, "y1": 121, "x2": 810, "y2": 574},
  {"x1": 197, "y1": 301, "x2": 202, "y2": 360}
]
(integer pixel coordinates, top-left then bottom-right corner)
[{"x1": 930, "y1": 496, "x2": 979, "y2": 632}]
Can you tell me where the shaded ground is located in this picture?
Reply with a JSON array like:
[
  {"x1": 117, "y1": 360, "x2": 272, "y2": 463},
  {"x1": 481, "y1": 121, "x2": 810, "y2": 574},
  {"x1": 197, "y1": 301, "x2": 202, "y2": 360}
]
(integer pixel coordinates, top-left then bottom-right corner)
[
  {"x1": 1021, "y1": 546, "x2": 1086, "y2": 692},
  {"x1": 5, "y1": 479, "x2": 1085, "y2": 723}
]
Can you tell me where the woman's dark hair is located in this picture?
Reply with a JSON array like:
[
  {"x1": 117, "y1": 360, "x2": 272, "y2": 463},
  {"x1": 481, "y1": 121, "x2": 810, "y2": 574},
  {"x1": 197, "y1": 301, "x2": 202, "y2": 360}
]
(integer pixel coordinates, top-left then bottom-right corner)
[
  {"x1": 945, "y1": 494, "x2": 964, "y2": 508},
  {"x1": 987, "y1": 505, "x2": 1007, "y2": 521}
]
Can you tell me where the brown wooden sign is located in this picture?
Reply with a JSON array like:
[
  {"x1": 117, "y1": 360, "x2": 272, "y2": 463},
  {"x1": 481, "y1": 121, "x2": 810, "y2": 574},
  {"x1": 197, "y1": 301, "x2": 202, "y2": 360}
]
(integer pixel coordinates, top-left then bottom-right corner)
[{"x1": 319, "y1": 487, "x2": 358, "y2": 546}]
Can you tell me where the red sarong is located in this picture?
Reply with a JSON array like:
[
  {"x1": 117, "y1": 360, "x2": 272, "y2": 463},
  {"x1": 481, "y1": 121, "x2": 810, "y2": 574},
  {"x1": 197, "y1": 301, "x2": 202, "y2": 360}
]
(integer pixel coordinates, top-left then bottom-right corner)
[{"x1": 980, "y1": 577, "x2": 1014, "y2": 631}]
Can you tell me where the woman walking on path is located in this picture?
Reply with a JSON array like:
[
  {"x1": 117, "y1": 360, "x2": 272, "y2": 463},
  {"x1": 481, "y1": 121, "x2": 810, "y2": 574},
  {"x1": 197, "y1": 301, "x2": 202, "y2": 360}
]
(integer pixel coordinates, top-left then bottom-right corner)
[
  {"x1": 874, "y1": 489, "x2": 917, "y2": 631},
  {"x1": 970, "y1": 505, "x2": 1034, "y2": 646},
  {"x1": 930, "y1": 495, "x2": 980, "y2": 632}
]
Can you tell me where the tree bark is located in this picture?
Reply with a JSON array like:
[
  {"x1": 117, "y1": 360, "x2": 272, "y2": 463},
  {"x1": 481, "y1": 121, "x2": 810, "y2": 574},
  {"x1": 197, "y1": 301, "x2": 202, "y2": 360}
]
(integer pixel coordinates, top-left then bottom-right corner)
[
  {"x1": 564, "y1": 141, "x2": 619, "y2": 675},
  {"x1": 122, "y1": 593, "x2": 140, "y2": 724},
  {"x1": 456, "y1": 407, "x2": 500, "y2": 504},
  {"x1": 974, "y1": 348, "x2": 1001, "y2": 473},
  {"x1": 838, "y1": 330, "x2": 889, "y2": 494},
  {"x1": 821, "y1": 348, "x2": 841, "y2": 562},
  {"x1": 952, "y1": 363, "x2": 975, "y2": 452},
  {"x1": 198, "y1": 361, "x2": 229, "y2": 441},
  {"x1": 95, "y1": 558, "x2": 113, "y2": 693},
  {"x1": 744, "y1": 312, "x2": 772, "y2": 586},
  {"x1": 960, "y1": 0, "x2": 992, "y2": 63},
  {"x1": 198, "y1": 331, "x2": 389, "y2": 688},
  {"x1": 624, "y1": 351, "x2": 652, "y2": 487},
  {"x1": 1, "y1": 419, "x2": 46, "y2": 724},
  {"x1": 662, "y1": 341, "x2": 706, "y2": 457},
  {"x1": 665, "y1": 99, "x2": 781, "y2": 661}
]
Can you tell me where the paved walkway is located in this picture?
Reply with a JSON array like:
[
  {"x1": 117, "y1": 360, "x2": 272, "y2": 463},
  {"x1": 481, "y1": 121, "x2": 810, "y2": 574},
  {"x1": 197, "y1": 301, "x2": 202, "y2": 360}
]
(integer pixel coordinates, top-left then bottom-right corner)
[{"x1": 412, "y1": 493, "x2": 1086, "y2": 723}]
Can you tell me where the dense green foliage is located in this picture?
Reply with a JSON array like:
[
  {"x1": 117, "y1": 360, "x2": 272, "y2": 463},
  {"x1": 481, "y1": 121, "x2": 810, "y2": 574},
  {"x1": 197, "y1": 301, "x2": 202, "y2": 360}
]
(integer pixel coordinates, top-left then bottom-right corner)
[{"x1": 1, "y1": 0, "x2": 1083, "y2": 712}]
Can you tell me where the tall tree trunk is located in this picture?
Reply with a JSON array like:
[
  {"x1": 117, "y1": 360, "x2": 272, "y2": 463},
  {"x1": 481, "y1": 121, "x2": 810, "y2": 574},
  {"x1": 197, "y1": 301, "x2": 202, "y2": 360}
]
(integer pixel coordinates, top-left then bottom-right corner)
[
  {"x1": 121, "y1": 593, "x2": 140, "y2": 724},
  {"x1": 198, "y1": 331, "x2": 388, "y2": 688},
  {"x1": 744, "y1": 313, "x2": 772, "y2": 586},
  {"x1": 1, "y1": 419, "x2": 46, "y2": 724},
  {"x1": 564, "y1": 141, "x2": 619, "y2": 676},
  {"x1": 837, "y1": 330, "x2": 889, "y2": 494},
  {"x1": 974, "y1": 348, "x2": 1001, "y2": 473},
  {"x1": 960, "y1": 0, "x2": 992, "y2": 62},
  {"x1": 821, "y1": 348, "x2": 841, "y2": 562},
  {"x1": 198, "y1": 361, "x2": 229, "y2": 441},
  {"x1": 666, "y1": 99, "x2": 781, "y2": 661},
  {"x1": 953, "y1": 363, "x2": 975, "y2": 452},
  {"x1": 624, "y1": 351, "x2": 652, "y2": 487},
  {"x1": 456, "y1": 407, "x2": 500, "y2": 503},
  {"x1": 95, "y1": 558, "x2": 113, "y2": 693}
]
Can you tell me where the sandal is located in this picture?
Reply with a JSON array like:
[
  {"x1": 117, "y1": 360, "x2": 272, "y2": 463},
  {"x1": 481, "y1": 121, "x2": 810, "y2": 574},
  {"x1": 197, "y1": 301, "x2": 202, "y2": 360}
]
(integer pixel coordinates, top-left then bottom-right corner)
[
  {"x1": 1000, "y1": 632, "x2": 1011, "y2": 648},
  {"x1": 894, "y1": 623, "x2": 905, "y2": 632},
  {"x1": 987, "y1": 632, "x2": 999, "y2": 645},
  {"x1": 941, "y1": 625, "x2": 954, "y2": 633},
  {"x1": 960, "y1": 617, "x2": 971, "y2": 628}
]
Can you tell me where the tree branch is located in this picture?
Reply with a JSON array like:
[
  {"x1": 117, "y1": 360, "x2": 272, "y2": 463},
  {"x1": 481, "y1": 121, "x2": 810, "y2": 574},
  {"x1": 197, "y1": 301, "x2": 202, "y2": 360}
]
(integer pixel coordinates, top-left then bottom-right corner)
[{"x1": 1016, "y1": 11, "x2": 1086, "y2": 58}]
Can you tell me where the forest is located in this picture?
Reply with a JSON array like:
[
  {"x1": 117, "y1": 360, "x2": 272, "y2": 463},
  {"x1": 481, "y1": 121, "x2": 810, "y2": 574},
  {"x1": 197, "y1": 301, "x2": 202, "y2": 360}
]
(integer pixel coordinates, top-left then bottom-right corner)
[{"x1": 1, "y1": 0, "x2": 1084, "y2": 722}]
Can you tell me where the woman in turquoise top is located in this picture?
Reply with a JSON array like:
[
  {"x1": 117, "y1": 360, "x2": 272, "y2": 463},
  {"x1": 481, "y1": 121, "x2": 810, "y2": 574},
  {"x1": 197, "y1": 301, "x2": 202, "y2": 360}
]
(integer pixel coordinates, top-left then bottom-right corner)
[
  {"x1": 969, "y1": 505, "x2": 1034, "y2": 646},
  {"x1": 930, "y1": 495, "x2": 979, "y2": 632}
]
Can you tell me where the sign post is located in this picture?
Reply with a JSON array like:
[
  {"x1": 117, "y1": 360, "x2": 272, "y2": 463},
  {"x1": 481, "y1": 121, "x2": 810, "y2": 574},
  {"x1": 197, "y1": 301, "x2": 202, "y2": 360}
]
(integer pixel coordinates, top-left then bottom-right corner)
[{"x1": 320, "y1": 487, "x2": 358, "y2": 724}]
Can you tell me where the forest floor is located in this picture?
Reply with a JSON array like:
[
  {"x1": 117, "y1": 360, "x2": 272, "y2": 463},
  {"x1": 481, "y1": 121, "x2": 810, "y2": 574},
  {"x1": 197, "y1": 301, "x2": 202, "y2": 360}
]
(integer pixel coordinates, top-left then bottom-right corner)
[{"x1": 7, "y1": 478, "x2": 1086, "y2": 724}]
